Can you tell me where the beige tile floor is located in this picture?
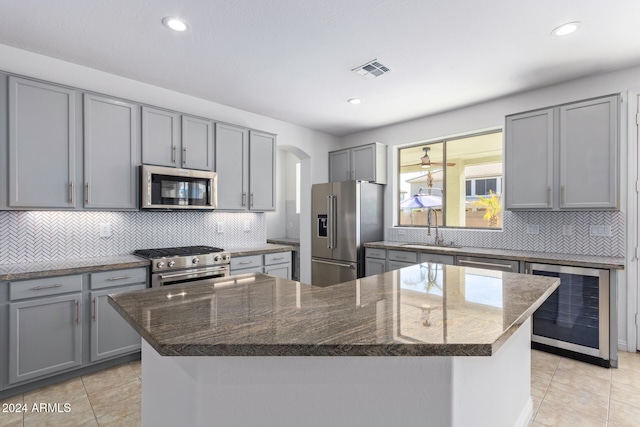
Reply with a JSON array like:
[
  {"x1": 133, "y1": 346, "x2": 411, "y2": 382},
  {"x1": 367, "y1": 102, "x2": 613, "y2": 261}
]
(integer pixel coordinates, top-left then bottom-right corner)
[{"x1": 1, "y1": 351, "x2": 640, "y2": 426}]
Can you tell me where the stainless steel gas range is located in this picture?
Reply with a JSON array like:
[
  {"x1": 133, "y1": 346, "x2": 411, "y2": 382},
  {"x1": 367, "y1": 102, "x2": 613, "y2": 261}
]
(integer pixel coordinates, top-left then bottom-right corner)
[{"x1": 134, "y1": 246, "x2": 231, "y2": 288}]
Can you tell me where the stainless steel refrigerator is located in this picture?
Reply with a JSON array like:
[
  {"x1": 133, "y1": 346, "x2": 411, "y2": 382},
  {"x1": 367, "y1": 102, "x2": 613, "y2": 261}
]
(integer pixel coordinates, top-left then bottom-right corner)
[{"x1": 312, "y1": 181, "x2": 384, "y2": 286}]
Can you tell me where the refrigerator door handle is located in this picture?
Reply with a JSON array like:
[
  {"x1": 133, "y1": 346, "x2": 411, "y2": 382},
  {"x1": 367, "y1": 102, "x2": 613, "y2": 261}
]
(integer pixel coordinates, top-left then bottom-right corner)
[
  {"x1": 312, "y1": 258, "x2": 354, "y2": 269},
  {"x1": 331, "y1": 195, "x2": 337, "y2": 250},
  {"x1": 326, "y1": 195, "x2": 333, "y2": 249}
]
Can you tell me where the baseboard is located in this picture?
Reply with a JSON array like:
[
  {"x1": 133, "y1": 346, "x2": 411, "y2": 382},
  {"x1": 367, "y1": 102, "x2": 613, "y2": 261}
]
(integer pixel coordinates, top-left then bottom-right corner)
[
  {"x1": 514, "y1": 397, "x2": 533, "y2": 427},
  {"x1": 618, "y1": 340, "x2": 628, "y2": 352}
]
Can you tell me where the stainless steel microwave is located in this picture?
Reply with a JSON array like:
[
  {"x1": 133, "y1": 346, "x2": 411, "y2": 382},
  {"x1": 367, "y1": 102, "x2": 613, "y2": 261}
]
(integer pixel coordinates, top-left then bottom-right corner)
[{"x1": 141, "y1": 165, "x2": 217, "y2": 209}]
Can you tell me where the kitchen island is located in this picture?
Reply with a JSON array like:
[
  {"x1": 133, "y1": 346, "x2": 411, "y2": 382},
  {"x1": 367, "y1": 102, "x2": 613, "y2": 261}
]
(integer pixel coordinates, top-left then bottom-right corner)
[{"x1": 109, "y1": 264, "x2": 559, "y2": 427}]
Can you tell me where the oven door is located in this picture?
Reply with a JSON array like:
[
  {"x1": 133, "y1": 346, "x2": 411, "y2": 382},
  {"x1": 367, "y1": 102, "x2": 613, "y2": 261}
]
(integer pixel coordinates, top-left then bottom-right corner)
[{"x1": 152, "y1": 266, "x2": 230, "y2": 288}]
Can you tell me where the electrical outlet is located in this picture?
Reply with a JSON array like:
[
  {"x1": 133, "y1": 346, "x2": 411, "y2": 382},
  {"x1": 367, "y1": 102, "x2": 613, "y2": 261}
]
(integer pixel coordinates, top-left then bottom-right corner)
[
  {"x1": 397, "y1": 229, "x2": 407, "y2": 236},
  {"x1": 526, "y1": 224, "x2": 540, "y2": 235},
  {"x1": 244, "y1": 221, "x2": 251, "y2": 232},
  {"x1": 217, "y1": 222, "x2": 225, "y2": 233},
  {"x1": 99, "y1": 223, "x2": 111, "y2": 238},
  {"x1": 590, "y1": 225, "x2": 612, "y2": 237},
  {"x1": 562, "y1": 224, "x2": 573, "y2": 236}
]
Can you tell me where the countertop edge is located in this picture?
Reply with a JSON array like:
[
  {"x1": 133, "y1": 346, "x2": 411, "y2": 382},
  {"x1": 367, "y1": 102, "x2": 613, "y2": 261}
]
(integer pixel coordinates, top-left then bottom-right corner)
[
  {"x1": 364, "y1": 241, "x2": 624, "y2": 270},
  {"x1": 0, "y1": 259, "x2": 150, "y2": 282}
]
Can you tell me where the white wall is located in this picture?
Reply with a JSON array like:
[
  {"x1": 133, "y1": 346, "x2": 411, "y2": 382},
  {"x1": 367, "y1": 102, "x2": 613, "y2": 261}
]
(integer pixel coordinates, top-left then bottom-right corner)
[
  {"x1": 0, "y1": 43, "x2": 343, "y2": 283},
  {"x1": 340, "y1": 64, "x2": 640, "y2": 353}
]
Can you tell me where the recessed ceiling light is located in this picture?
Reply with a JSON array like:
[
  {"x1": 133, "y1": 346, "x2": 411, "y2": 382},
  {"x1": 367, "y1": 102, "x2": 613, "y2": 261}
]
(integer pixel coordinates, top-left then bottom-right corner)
[
  {"x1": 551, "y1": 21, "x2": 581, "y2": 37},
  {"x1": 347, "y1": 98, "x2": 362, "y2": 105},
  {"x1": 162, "y1": 17, "x2": 189, "y2": 32}
]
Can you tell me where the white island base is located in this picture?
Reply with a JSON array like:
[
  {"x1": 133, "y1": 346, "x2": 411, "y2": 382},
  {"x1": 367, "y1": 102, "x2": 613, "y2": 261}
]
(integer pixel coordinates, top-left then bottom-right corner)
[{"x1": 141, "y1": 318, "x2": 532, "y2": 427}]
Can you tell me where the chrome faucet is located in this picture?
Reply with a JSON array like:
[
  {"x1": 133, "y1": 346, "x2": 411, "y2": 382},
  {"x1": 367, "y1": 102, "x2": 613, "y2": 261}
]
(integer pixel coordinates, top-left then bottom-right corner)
[{"x1": 427, "y1": 208, "x2": 444, "y2": 246}]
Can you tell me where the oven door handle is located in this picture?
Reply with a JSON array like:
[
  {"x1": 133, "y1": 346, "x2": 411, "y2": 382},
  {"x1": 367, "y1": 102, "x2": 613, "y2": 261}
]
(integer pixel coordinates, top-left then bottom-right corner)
[{"x1": 157, "y1": 266, "x2": 230, "y2": 284}]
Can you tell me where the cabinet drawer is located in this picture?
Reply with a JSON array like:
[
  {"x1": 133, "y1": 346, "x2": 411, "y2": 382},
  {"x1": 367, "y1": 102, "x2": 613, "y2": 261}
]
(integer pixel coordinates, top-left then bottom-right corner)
[
  {"x1": 10, "y1": 275, "x2": 83, "y2": 301},
  {"x1": 90, "y1": 267, "x2": 148, "y2": 289},
  {"x1": 419, "y1": 253, "x2": 455, "y2": 265},
  {"x1": 387, "y1": 260, "x2": 416, "y2": 272},
  {"x1": 365, "y1": 248, "x2": 386, "y2": 260},
  {"x1": 264, "y1": 252, "x2": 291, "y2": 266},
  {"x1": 388, "y1": 250, "x2": 417, "y2": 263},
  {"x1": 456, "y1": 256, "x2": 519, "y2": 273},
  {"x1": 230, "y1": 255, "x2": 263, "y2": 270}
]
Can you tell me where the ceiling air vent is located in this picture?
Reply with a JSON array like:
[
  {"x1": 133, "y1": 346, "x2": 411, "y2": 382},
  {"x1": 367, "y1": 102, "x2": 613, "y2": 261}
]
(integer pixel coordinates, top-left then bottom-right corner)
[{"x1": 352, "y1": 59, "x2": 391, "y2": 79}]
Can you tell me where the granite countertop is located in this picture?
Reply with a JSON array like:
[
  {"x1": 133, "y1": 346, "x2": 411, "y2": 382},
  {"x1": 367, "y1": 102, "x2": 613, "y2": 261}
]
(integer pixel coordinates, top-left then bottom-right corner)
[
  {"x1": 0, "y1": 255, "x2": 150, "y2": 281},
  {"x1": 365, "y1": 241, "x2": 625, "y2": 270},
  {"x1": 266, "y1": 237, "x2": 300, "y2": 247},
  {"x1": 109, "y1": 265, "x2": 559, "y2": 357},
  {"x1": 228, "y1": 243, "x2": 296, "y2": 257}
]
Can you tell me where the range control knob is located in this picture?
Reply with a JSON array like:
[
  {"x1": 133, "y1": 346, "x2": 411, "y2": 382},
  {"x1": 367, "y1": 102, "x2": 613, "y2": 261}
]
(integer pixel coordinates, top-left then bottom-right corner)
[
  {"x1": 214, "y1": 255, "x2": 220, "y2": 262},
  {"x1": 222, "y1": 254, "x2": 230, "y2": 261},
  {"x1": 168, "y1": 261, "x2": 175, "y2": 268},
  {"x1": 192, "y1": 257, "x2": 200, "y2": 264},
  {"x1": 156, "y1": 261, "x2": 165, "y2": 268}
]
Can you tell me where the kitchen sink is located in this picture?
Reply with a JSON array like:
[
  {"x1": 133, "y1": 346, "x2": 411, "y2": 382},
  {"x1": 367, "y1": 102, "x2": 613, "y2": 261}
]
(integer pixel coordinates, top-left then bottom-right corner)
[{"x1": 399, "y1": 243, "x2": 463, "y2": 249}]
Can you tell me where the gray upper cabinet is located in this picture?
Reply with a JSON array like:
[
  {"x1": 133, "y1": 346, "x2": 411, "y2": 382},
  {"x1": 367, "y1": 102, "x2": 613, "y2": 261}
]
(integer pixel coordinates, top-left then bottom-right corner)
[
  {"x1": 8, "y1": 77, "x2": 78, "y2": 208},
  {"x1": 216, "y1": 124, "x2": 276, "y2": 211},
  {"x1": 141, "y1": 106, "x2": 180, "y2": 168},
  {"x1": 505, "y1": 109, "x2": 554, "y2": 210},
  {"x1": 182, "y1": 115, "x2": 214, "y2": 171},
  {"x1": 216, "y1": 123, "x2": 248, "y2": 210},
  {"x1": 559, "y1": 96, "x2": 618, "y2": 209},
  {"x1": 505, "y1": 94, "x2": 619, "y2": 210},
  {"x1": 141, "y1": 107, "x2": 214, "y2": 171},
  {"x1": 249, "y1": 131, "x2": 276, "y2": 211},
  {"x1": 329, "y1": 142, "x2": 387, "y2": 184},
  {"x1": 329, "y1": 149, "x2": 350, "y2": 182},
  {"x1": 84, "y1": 94, "x2": 139, "y2": 209}
]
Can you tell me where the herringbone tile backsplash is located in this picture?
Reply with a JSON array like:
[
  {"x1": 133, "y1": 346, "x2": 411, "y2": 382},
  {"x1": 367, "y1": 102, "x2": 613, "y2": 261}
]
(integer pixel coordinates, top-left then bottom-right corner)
[
  {"x1": 0, "y1": 211, "x2": 266, "y2": 264},
  {"x1": 387, "y1": 210, "x2": 625, "y2": 258}
]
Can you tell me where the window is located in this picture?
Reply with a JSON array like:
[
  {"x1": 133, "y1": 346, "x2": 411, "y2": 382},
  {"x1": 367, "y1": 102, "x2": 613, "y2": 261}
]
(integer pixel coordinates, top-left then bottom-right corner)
[{"x1": 398, "y1": 130, "x2": 503, "y2": 229}]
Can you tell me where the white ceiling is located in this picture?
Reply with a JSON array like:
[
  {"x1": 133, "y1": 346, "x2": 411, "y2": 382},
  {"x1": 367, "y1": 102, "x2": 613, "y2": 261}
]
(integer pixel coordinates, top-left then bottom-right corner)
[{"x1": 1, "y1": 0, "x2": 640, "y2": 136}]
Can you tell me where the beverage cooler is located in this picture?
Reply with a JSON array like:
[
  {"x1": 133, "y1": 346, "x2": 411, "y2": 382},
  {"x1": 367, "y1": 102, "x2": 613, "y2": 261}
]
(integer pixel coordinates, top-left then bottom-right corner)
[{"x1": 526, "y1": 263, "x2": 616, "y2": 367}]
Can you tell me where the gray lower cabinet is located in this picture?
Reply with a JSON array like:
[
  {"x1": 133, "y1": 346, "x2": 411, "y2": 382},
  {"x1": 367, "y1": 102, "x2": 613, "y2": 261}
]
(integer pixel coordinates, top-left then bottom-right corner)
[
  {"x1": 83, "y1": 94, "x2": 139, "y2": 209},
  {"x1": 231, "y1": 252, "x2": 292, "y2": 279},
  {"x1": 9, "y1": 293, "x2": 82, "y2": 384},
  {"x1": 263, "y1": 265, "x2": 290, "y2": 280},
  {"x1": 365, "y1": 258, "x2": 386, "y2": 276},
  {"x1": 387, "y1": 260, "x2": 416, "y2": 271},
  {"x1": 8, "y1": 76, "x2": 79, "y2": 208},
  {"x1": 90, "y1": 284, "x2": 145, "y2": 362},
  {"x1": 419, "y1": 252, "x2": 455, "y2": 265}
]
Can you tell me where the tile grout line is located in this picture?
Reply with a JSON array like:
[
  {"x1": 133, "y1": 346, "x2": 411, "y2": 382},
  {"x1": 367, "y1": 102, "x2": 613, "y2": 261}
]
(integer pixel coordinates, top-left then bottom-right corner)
[{"x1": 79, "y1": 375, "x2": 100, "y2": 426}]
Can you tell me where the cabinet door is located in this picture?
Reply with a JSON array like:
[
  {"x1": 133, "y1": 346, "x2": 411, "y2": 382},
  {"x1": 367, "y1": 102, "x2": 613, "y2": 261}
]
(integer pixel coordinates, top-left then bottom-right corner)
[
  {"x1": 387, "y1": 260, "x2": 415, "y2": 272},
  {"x1": 365, "y1": 258, "x2": 386, "y2": 276},
  {"x1": 505, "y1": 109, "x2": 554, "y2": 209},
  {"x1": 8, "y1": 77, "x2": 77, "y2": 208},
  {"x1": 90, "y1": 284, "x2": 145, "y2": 362},
  {"x1": 352, "y1": 144, "x2": 376, "y2": 182},
  {"x1": 215, "y1": 123, "x2": 248, "y2": 209},
  {"x1": 560, "y1": 96, "x2": 618, "y2": 209},
  {"x1": 329, "y1": 149, "x2": 350, "y2": 182},
  {"x1": 264, "y1": 264, "x2": 291, "y2": 280},
  {"x1": 142, "y1": 106, "x2": 180, "y2": 167},
  {"x1": 9, "y1": 294, "x2": 82, "y2": 384},
  {"x1": 84, "y1": 94, "x2": 139, "y2": 209},
  {"x1": 249, "y1": 131, "x2": 276, "y2": 211},
  {"x1": 182, "y1": 115, "x2": 214, "y2": 171}
]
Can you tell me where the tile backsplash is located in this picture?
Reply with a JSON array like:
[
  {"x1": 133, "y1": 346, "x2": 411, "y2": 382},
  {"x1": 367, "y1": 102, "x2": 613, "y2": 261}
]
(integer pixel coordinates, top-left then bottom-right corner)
[
  {"x1": 0, "y1": 211, "x2": 266, "y2": 264},
  {"x1": 387, "y1": 210, "x2": 625, "y2": 258}
]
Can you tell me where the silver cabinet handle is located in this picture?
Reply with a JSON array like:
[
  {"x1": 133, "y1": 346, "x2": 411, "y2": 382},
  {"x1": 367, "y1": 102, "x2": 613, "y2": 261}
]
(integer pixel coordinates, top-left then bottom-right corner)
[
  {"x1": 561, "y1": 185, "x2": 565, "y2": 205},
  {"x1": 239, "y1": 261, "x2": 253, "y2": 265},
  {"x1": 92, "y1": 297, "x2": 97, "y2": 321},
  {"x1": 172, "y1": 145, "x2": 177, "y2": 163},
  {"x1": 396, "y1": 255, "x2": 407, "y2": 259},
  {"x1": 107, "y1": 275, "x2": 132, "y2": 281},
  {"x1": 250, "y1": 193, "x2": 254, "y2": 207},
  {"x1": 547, "y1": 186, "x2": 551, "y2": 206},
  {"x1": 69, "y1": 181, "x2": 74, "y2": 204},
  {"x1": 76, "y1": 300, "x2": 81, "y2": 325},
  {"x1": 346, "y1": 171, "x2": 349, "y2": 180},
  {"x1": 183, "y1": 147, "x2": 187, "y2": 165},
  {"x1": 85, "y1": 182, "x2": 90, "y2": 204},
  {"x1": 31, "y1": 284, "x2": 63, "y2": 291},
  {"x1": 272, "y1": 257, "x2": 285, "y2": 260},
  {"x1": 458, "y1": 259, "x2": 513, "y2": 270},
  {"x1": 242, "y1": 192, "x2": 247, "y2": 206}
]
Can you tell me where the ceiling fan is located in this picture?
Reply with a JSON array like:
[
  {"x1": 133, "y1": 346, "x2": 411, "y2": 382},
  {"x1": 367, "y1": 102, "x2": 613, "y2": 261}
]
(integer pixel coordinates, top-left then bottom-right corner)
[{"x1": 417, "y1": 147, "x2": 456, "y2": 168}]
